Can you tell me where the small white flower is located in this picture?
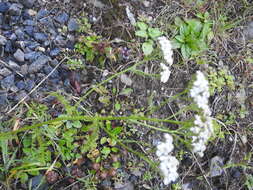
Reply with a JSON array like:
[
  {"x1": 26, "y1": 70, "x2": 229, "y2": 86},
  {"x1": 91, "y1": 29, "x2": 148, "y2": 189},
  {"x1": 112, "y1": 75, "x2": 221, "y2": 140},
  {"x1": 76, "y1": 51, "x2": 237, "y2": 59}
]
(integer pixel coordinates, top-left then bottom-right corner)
[
  {"x1": 158, "y1": 36, "x2": 173, "y2": 66},
  {"x1": 160, "y1": 63, "x2": 171, "y2": 83}
]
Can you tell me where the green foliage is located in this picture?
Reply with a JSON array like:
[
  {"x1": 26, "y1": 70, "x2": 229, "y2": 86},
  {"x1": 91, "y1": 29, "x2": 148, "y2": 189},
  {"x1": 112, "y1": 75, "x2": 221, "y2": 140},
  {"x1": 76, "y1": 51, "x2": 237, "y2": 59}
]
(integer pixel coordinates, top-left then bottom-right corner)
[
  {"x1": 26, "y1": 102, "x2": 50, "y2": 121},
  {"x1": 172, "y1": 13, "x2": 213, "y2": 59},
  {"x1": 75, "y1": 35, "x2": 115, "y2": 65},
  {"x1": 78, "y1": 17, "x2": 92, "y2": 34},
  {"x1": 135, "y1": 21, "x2": 163, "y2": 55},
  {"x1": 208, "y1": 68, "x2": 235, "y2": 95}
]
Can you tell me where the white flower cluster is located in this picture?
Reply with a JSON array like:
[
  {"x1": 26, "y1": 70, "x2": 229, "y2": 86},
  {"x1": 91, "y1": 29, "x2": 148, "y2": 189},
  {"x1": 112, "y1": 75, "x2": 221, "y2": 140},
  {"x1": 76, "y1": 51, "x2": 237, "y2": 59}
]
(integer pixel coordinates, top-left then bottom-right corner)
[
  {"x1": 158, "y1": 36, "x2": 173, "y2": 83},
  {"x1": 190, "y1": 71, "x2": 213, "y2": 157},
  {"x1": 160, "y1": 63, "x2": 171, "y2": 83},
  {"x1": 156, "y1": 134, "x2": 179, "y2": 185}
]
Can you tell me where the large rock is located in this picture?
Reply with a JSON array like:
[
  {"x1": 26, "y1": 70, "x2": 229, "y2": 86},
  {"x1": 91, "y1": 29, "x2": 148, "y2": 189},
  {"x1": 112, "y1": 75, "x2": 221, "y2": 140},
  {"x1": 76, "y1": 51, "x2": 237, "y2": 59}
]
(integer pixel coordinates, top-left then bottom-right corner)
[{"x1": 28, "y1": 55, "x2": 50, "y2": 73}]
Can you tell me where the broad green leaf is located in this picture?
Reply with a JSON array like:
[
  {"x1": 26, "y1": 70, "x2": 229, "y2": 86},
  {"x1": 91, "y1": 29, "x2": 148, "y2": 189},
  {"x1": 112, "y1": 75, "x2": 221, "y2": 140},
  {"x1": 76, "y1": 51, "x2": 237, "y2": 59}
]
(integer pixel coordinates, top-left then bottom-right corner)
[
  {"x1": 136, "y1": 21, "x2": 148, "y2": 30},
  {"x1": 179, "y1": 24, "x2": 190, "y2": 36},
  {"x1": 174, "y1": 17, "x2": 184, "y2": 26},
  {"x1": 181, "y1": 44, "x2": 191, "y2": 59},
  {"x1": 186, "y1": 19, "x2": 202, "y2": 34},
  {"x1": 175, "y1": 35, "x2": 184, "y2": 43},
  {"x1": 142, "y1": 41, "x2": 154, "y2": 55},
  {"x1": 171, "y1": 39, "x2": 182, "y2": 49},
  {"x1": 148, "y1": 28, "x2": 163, "y2": 39},
  {"x1": 135, "y1": 30, "x2": 148, "y2": 38}
]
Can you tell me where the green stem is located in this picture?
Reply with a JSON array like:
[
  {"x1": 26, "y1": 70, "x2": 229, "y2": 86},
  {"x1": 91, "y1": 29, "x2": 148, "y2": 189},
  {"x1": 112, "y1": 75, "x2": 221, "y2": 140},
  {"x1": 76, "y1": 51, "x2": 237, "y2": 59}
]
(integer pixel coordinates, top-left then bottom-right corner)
[
  {"x1": 128, "y1": 120, "x2": 185, "y2": 135},
  {"x1": 101, "y1": 125, "x2": 158, "y2": 169},
  {"x1": 147, "y1": 89, "x2": 189, "y2": 115},
  {"x1": 0, "y1": 115, "x2": 187, "y2": 138}
]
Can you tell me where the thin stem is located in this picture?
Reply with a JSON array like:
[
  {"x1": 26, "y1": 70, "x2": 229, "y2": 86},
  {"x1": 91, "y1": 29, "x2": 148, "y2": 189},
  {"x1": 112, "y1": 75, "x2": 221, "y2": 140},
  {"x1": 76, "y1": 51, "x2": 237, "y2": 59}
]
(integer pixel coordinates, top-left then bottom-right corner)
[
  {"x1": 128, "y1": 120, "x2": 185, "y2": 135},
  {"x1": 147, "y1": 89, "x2": 189, "y2": 115},
  {"x1": 0, "y1": 115, "x2": 187, "y2": 138}
]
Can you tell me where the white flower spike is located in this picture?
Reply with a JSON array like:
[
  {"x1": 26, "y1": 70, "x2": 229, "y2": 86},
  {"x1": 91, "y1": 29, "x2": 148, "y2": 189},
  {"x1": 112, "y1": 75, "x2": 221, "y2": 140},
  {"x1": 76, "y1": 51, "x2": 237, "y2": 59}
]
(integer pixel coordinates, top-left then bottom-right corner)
[
  {"x1": 158, "y1": 36, "x2": 173, "y2": 66},
  {"x1": 190, "y1": 71, "x2": 213, "y2": 157},
  {"x1": 158, "y1": 36, "x2": 174, "y2": 83},
  {"x1": 156, "y1": 134, "x2": 179, "y2": 185}
]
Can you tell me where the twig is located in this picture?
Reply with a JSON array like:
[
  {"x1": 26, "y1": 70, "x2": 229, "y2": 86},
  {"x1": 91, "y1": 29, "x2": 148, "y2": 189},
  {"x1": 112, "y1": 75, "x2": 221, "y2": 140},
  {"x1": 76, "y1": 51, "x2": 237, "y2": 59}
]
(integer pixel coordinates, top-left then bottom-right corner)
[
  {"x1": 7, "y1": 57, "x2": 67, "y2": 114},
  {"x1": 192, "y1": 152, "x2": 213, "y2": 190}
]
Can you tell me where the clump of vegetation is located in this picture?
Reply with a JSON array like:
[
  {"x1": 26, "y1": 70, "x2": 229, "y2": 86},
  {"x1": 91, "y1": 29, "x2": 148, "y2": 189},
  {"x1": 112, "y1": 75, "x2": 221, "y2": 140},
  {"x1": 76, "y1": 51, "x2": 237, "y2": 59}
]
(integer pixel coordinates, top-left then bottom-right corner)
[
  {"x1": 172, "y1": 12, "x2": 213, "y2": 59},
  {"x1": 208, "y1": 68, "x2": 235, "y2": 95},
  {"x1": 135, "y1": 21, "x2": 163, "y2": 55}
]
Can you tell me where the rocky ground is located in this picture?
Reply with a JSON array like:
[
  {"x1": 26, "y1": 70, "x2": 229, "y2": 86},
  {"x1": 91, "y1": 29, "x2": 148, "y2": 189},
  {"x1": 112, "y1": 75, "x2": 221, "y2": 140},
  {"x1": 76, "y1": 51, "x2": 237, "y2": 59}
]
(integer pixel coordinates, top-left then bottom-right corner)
[{"x1": 0, "y1": 0, "x2": 253, "y2": 190}]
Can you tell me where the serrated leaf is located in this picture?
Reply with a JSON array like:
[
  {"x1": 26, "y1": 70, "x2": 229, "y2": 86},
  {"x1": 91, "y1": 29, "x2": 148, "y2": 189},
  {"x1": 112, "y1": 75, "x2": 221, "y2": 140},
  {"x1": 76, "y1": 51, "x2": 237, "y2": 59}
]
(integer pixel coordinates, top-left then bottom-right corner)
[
  {"x1": 148, "y1": 28, "x2": 162, "y2": 39},
  {"x1": 135, "y1": 30, "x2": 148, "y2": 38},
  {"x1": 142, "y1": 41, "x2": 153, "y2": 55},
  {"x1": 136, "y1": 21, "x2": 148, "y2": 30}
]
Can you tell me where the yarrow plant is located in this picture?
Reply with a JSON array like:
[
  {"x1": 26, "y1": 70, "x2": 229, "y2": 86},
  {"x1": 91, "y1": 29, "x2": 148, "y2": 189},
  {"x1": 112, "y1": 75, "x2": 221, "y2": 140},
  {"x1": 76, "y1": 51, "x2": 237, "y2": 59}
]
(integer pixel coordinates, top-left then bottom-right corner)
[
  {"x1": 156, "y1": 134, "x2": 179, "y2": 185},
  {"x1": 158, "y1": 36, "x2": 173, "y2": 83},
  {"x1": 189, "y1": 71, "x2": 213, "y2": 157}
]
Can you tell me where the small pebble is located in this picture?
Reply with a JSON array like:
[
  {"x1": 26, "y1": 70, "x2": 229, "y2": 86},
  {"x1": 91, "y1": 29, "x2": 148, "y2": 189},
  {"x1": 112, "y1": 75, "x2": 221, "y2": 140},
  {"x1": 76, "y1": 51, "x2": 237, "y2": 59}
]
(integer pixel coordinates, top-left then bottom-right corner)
[
  {"x1": 14, "y1": 49, "x2": 25, "y2": 62},
  {"x1": 68, "y1": 18, "x2": 79, "y2": 32}
]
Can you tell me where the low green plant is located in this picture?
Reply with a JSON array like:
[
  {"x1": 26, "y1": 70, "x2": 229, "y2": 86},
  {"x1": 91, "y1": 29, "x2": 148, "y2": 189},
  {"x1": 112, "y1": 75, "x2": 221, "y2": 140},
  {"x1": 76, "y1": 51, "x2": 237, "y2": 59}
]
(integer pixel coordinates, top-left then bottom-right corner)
[
  {"x1": 135, "y1": 21, "x2": 163, "y2": 55},
  {"x1": 172, "y1": 12, "x2": 213, "y2": 59},
  {"x1": 75, "y1": 35, "x2": 115, "y2": 65},
  {"x1": 66, "y1": 59, "x2": 85, "y2": 70},
  {"x1": 208, "y1": 68, "x2": 235, "y2": 95}
]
